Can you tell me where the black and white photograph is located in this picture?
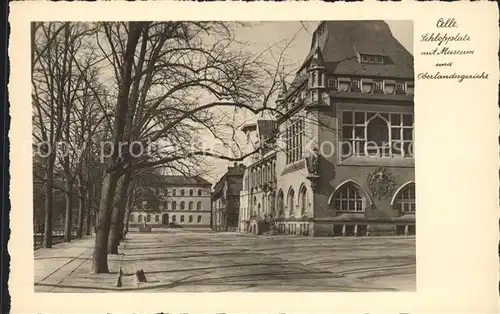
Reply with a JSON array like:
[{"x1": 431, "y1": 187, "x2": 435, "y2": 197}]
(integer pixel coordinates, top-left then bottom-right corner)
[{"x1": 30, "y1": 20, "x2": 416, "y2": 293}]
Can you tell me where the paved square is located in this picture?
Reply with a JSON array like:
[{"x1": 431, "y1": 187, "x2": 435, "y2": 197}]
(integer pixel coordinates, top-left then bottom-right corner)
[{"x1": 35, "y1": 230, "x2": 416, "y2": 292}]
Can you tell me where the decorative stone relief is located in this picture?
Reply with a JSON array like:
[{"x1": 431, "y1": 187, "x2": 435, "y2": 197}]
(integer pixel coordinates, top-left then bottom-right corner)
[{"x1": 367, "y1": 167, "x2": 397, "y2": 200}]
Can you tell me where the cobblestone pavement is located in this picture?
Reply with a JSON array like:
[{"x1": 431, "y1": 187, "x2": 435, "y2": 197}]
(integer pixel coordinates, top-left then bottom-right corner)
[{"x1": 34, "y1": 230, "x2": 416, "y2": 292}]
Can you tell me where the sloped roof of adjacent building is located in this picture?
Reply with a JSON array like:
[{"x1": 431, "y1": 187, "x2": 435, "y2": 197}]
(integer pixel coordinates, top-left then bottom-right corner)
[
  {"x1": 159, "y1": 175, "x2": 212, "y2": 187},
  {"x1": 299, "y1": 20, "x2": 414, "y2": 79}
]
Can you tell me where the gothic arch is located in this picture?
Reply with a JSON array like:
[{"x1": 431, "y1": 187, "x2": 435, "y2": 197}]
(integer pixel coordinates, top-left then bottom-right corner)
[
  {"x1": 390, "y1": 181, "x2": 415, "y2": 206},
  {"x1": 327, "y1": 179, "x2": 373, "y2": 206}
]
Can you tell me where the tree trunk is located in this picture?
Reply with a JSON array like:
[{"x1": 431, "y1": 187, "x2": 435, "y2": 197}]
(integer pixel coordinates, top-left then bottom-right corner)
[
  {"x1": 43, "y1": 157, "x2": 55, "y2": 248},
  {"x1": 91, "y1": 172, "x2": 119, "y2": 273},
  {"x1": 63, "y1": 180, "x2": 73, "y2": 242},
  {"x1": 76, "y1": 182, "x2": 85, "y2": 238},
  {"x1": 85, "y1": 187, "x2": 92, "y2": 236},
  {"x1": 108, "y1": 172, "x2": 130, "y2": 254},
  {"x1": 123, "y1": 188, "x2": 135, "y2": 239}
]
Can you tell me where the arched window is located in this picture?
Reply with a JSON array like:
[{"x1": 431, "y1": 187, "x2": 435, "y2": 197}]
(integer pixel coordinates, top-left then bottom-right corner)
[
  {"x1": 277, "y1": 190, "x2": 284, "y2": 217},
  {"x1": 146, "y1": 214, "x2": 151, "y2": 222},
  {"x1": 197, "y1": 201, "x2": 202, "y2": 211},
  {"x1": 181, "y1": 189, "x2": 185, "y2": 196},
  {"x1": 198, "y1": 190, "x2": 202, "y2": 196},
  {"x1": 172, "y1": 215, "x2": 176, "y2": 222},
  {"x1": 155, "y1": 215, "x2": 160, "y2": 222},
  {"x1": 172, "y1": 201, "x2": 177, "y2": 210},
  {"x1": 189, "y1": 215, "x2": 193, "y2": 222},
  {"x1": 129, "y1": 214, "x2": 135, "y2": 222},
  {"x1": 138, "y1": 214, "x2": 143, "y2": 222},
  {"x1": 394, "y1": 183, "x2": 416, "y2": 213},
  {"x1": 180, "y1": 215, "x2": 185, "y2": 222},
  {"x1": 288, "y1": 188, "x2": 295, "y2": 216},
  {"x1": 366, "y1": 115, "x2": 389, "y2": 156},
  {"x1": 180, "y1": 201, "x2": 185, "y2": 210},
  {"x1": 188, "y1": 201, "x2": 194, "y2": 211},
  {"x1": 332, "y1": 183, "x2": 364, "y2": 212},
  {"x1": 299, "y1": 185, "x2": 307, "y2": 215},
  {"x1": 173, "y1": 189, "x2": 177, "y2": 196},
  {"x1": 197, "y1": 215, "x2": 202, "y2": 223},
  {"x1": 189, "y1": 189, "x2": 194, "y2": 196}
]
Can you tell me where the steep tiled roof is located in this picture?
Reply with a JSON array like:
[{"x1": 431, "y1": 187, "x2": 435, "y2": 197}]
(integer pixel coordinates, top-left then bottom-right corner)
[
  {"x1": 158, "y1": 175, "x2": 211, "y2": 187},
  {"x1": 299, "y1": 20, "x2": 414, "y2": 79}
]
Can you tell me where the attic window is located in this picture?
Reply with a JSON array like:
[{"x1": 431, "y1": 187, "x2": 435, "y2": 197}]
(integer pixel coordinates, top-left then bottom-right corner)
[{"x1": 360, "y1": 54, "x2": 385, "y2": 64}]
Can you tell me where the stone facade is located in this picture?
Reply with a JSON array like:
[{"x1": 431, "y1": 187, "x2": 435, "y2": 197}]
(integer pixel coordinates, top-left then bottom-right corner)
[
  {"x1": 212, "y1": 163, "x2": 245, "y2": 231},
  {"x1": 128, "y1": 176, "x2": 212, "y2": 228},
  {"x1": 238, "y1": 21, "x2": 415, "y2": 237}
]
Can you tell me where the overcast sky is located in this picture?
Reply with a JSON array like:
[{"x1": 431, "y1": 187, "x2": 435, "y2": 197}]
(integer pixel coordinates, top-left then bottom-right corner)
[{"x1": 203, "y1": 20, "x2": 414, "y2": 185}]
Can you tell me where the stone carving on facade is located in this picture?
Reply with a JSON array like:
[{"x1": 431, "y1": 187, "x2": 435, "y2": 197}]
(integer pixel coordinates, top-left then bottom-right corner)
[
  {"x1": 367, "y1": 167, "x2": 397, "y2": 200},
  {"x1": 305, "y1": 147, "x2": 320, "y2": 175}
]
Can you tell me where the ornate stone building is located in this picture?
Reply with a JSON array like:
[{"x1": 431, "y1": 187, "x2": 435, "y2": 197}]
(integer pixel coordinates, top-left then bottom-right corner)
[
  {"x1": 211, "y1": 163, "x2": 245, "y2": 232},
  {"x1": 238, "y1": 20, "x2": 415, "y2": 237},
  {"x1": 128, "y1": 175, "x2": 212, "y2": 228}
]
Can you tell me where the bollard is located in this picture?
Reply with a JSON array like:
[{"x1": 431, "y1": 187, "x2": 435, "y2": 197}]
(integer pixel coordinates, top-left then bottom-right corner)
[{"x1": 134, "y1": 269, "x2": 148, "y2": 286}]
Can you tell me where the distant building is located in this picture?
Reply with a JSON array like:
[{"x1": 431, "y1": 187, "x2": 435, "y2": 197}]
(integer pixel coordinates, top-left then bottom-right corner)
[
  {"x1": 211, "y1": 163, "x2": 245, "y2": 231},
  {"x1": 239, "y1": 21, "x2": 415, "y2": 237},
  {"x1": 129, "y1": 175, "x2": 212, "y2": 228}
]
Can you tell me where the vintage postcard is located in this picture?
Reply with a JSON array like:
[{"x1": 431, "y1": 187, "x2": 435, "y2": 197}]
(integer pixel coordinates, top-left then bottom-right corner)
[{"x1": 7, "y1": 1, "x2": 499, "y2": 313}]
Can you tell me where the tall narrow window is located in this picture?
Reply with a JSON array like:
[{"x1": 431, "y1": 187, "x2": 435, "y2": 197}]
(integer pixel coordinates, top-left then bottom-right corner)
[
  {"x1": 172, "y1": 201, "x2": 177, "y2": 210},
  {"x1": 198, "y1": 190, "x2": 202, "y2": 196},
  {"x1": 332, "y1": 183, "x2": 364, "y2": 212},
  {"x1": 288, "y1": 188, "x2": 295, "y2": 216},
  {"x1": 180, "y1": 201, "x2": 185, "y2": 210},
  {"x1": 277, "y1": 190, "x2": 284, "y2": 217},
  {"x1": 197, "y1": 201, "x2": 202, "y2": 211},
  {"x1": 180, "y1": 215, "x2": 185, "y2": 223},
  {"x1": 173, "y1": 189, "x2": 177, "y2": 196},
  {"x1": 286, "y1": 119, "x2": 304, "y2": 164},
  {"x1": 181, "y1": 189, "x2": 185, "y2": 196},
  {"x1": 188, "y1": 201, "x2": 194, "y2": 211},
  {"x1": 189, "y1": 215, "x2": 193, "y2": 223},
  {"x1": 300, "y1": 185, "x2": 307, "y2": 216},
  {"x1": 189, "y1": 189, "x2": 194, "y2": 196},
  {"x1": 394, "y1": 183, "x2": 416, "y2": 213},
  {"x1": 197, "y1": 215, "x2": 202, "y2": 223}
]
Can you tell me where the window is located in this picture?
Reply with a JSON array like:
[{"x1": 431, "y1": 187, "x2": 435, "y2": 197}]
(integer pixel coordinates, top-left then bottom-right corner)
[
  {"x1": 327, "y1": 78, "x2": 337, "y2": 89},
  {"x1": 180, "y1": 215, "x2": 185, "y2": 223},
  {"x1": 197, "y1": 215, "x2": 202, "y2": 223},
  {"x1": 138, "y1": 215, "x2": 143, "y2": 222},
  {"x1": 361, "y1": 79, "x2": 373, "y2": 93},
  {"x1": 277, "y1": 190, "x2": 284, "y2": 217},
  {"x1": 374, "y1": 80, "x2": 384, "y2": 93},
  {"x1": 197, "y1": 201, "x2": 202, "y2": 211},
  {"x1": 172, "y1": 201, "x2": 177, "y2": 210},
  {"x1": 384, "y1": 81, "x2": 395, "y2": 94},
  {"x1": 173, "y1": 189, "x2": 177, "y2": 196},
  {"x1": 299, "y1": 185, "x2": 307, "y2": 216},
  {"x1": 341, "y1": 111, "x2": 413, "y2": 158},
  {"x1": 394, "y1": 183, "x2": 416, "y2": 213},
  {"x1": 188, "y1": 201, "x2": 194, "y2": 211},
  {"x1": 181, "y1": 189, "x2": 185, "y2": 196},
  {"x1": 130, "y1": 215, "x2": 135, "y2": 222},
  {"x1": 146, "y1": 214, "x2": 151, "y2": 222},
  {"x1": 155, "y1": 215, "x2": 160, "y2": 223},
  {"x1": 189, "y1": 189, "x2": 194, "y2": 196},
  {"x1": 285, "y1": 119, "x2": 304, "y2": 164},
  {"x1": 332, "y1": 183, "x2": 364, "y2": 212},
  {"x1": 360, "y1": 54, "x2": 385, "y2": 64},
  {"x1": 351, "y1": 79, "x2": 361, "y2": 92},
  {"x1": 172, "y1": 215, "x2": 176, "y2": 222},
  {"x1": 164, "y1": 202, "x2": 168, "y2": 210},
  {"x1": 288, "y1": 188, "x2": 295, "y2": 216},
  {"x1": 180, "y1": 201, "x2": 185, "y2": 210},
  {"x1": 198, "y1": 190, "x2": 202, "y2": 196},
  {"x1": 396, "y1": 82, "x2": 405, "y2": 94},
  {"x1": 189, "y1": 215, "x2": 193, "y2": 223}
]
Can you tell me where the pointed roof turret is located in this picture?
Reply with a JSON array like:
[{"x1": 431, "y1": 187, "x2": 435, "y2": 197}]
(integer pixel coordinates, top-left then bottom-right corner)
[
  {"x1": 276, "y1": 68, "x2": 288, "y2": 104},
  {"x1": 308, "y1": 45, "x2": 325, "y2": 71}
]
